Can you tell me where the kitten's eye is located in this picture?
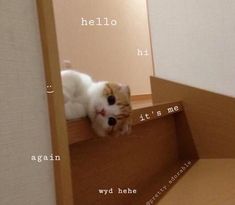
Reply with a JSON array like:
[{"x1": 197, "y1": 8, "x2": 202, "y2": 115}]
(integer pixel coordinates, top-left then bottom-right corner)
[
  {"x1": 107, "y1": 95, "x2": 116, "y2": 105},
  {"x1": 108, "y1": 117, "x2": 117, "y2": 126}
]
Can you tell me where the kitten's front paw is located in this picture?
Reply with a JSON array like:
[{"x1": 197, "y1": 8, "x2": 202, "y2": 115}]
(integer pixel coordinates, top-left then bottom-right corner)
[
  {"x1": 75, "y1": 103, "x2": 87, "y2": 118},
  {"x1": 65, "y1": 102, "x2": 87, "y2": 119}
]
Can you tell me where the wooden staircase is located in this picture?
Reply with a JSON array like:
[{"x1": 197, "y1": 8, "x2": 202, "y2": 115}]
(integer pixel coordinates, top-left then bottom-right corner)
[{"x1": 67, "y1": 100, "x2": 198, "y2": 205}]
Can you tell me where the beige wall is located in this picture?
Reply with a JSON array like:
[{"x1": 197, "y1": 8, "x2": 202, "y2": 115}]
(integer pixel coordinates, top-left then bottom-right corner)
[
  {"x1": 53, "y1": 0, "x2": 153, "y2": 95},
  {"x1": 0, "y1": 0, "x2": 56, "y2": 204},
  {"x1": 148, "y1": 0, "x2": 235, "y2": 97}
]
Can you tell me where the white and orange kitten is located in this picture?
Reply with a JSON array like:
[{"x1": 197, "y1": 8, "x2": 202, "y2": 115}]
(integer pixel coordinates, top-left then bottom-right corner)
[{"x1": 61, "y1": 70, "x2": 131, "y2": 137}]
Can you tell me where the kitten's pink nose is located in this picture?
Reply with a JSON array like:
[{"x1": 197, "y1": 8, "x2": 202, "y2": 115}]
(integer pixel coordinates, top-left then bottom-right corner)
[
  {"x1": 100, "y1": 109, "x2": 106, "y2": 116},
  {"x1": 96, "y1": 108, "x2": 106, "y2": 117}
]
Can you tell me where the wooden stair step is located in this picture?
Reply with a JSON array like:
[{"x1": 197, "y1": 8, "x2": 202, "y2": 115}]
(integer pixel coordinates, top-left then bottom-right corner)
[
  {"x1": 67, "y1": 101, "x2": 199, "y2": 204},
  {"x1": 157, "y1": 159, "x2": 235, "y2": 205},
  {"x1": 67, "y1": 101, "x2": 183, "y2": 144}
]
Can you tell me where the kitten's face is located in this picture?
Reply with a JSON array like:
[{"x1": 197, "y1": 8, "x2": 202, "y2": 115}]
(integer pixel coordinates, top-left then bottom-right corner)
[{"x1": 87, "y1": 82, "x2": 131, "y2": 137}]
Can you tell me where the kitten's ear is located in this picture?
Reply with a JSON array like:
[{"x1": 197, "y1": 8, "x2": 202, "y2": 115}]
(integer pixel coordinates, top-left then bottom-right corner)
[{"x1": 119, "y1": 84, "x2": 130, "y2": 96}]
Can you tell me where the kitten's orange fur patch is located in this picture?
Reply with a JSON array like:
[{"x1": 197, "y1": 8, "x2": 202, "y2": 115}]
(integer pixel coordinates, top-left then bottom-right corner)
[{"x1": 104, "y1": 82, "x2": 132, "y2": 136}]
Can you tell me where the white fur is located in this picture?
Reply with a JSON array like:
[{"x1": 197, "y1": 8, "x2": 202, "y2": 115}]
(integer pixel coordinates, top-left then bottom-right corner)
[{"x1": 61, "y1": 70, "x2": 92, "y2": 119}]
